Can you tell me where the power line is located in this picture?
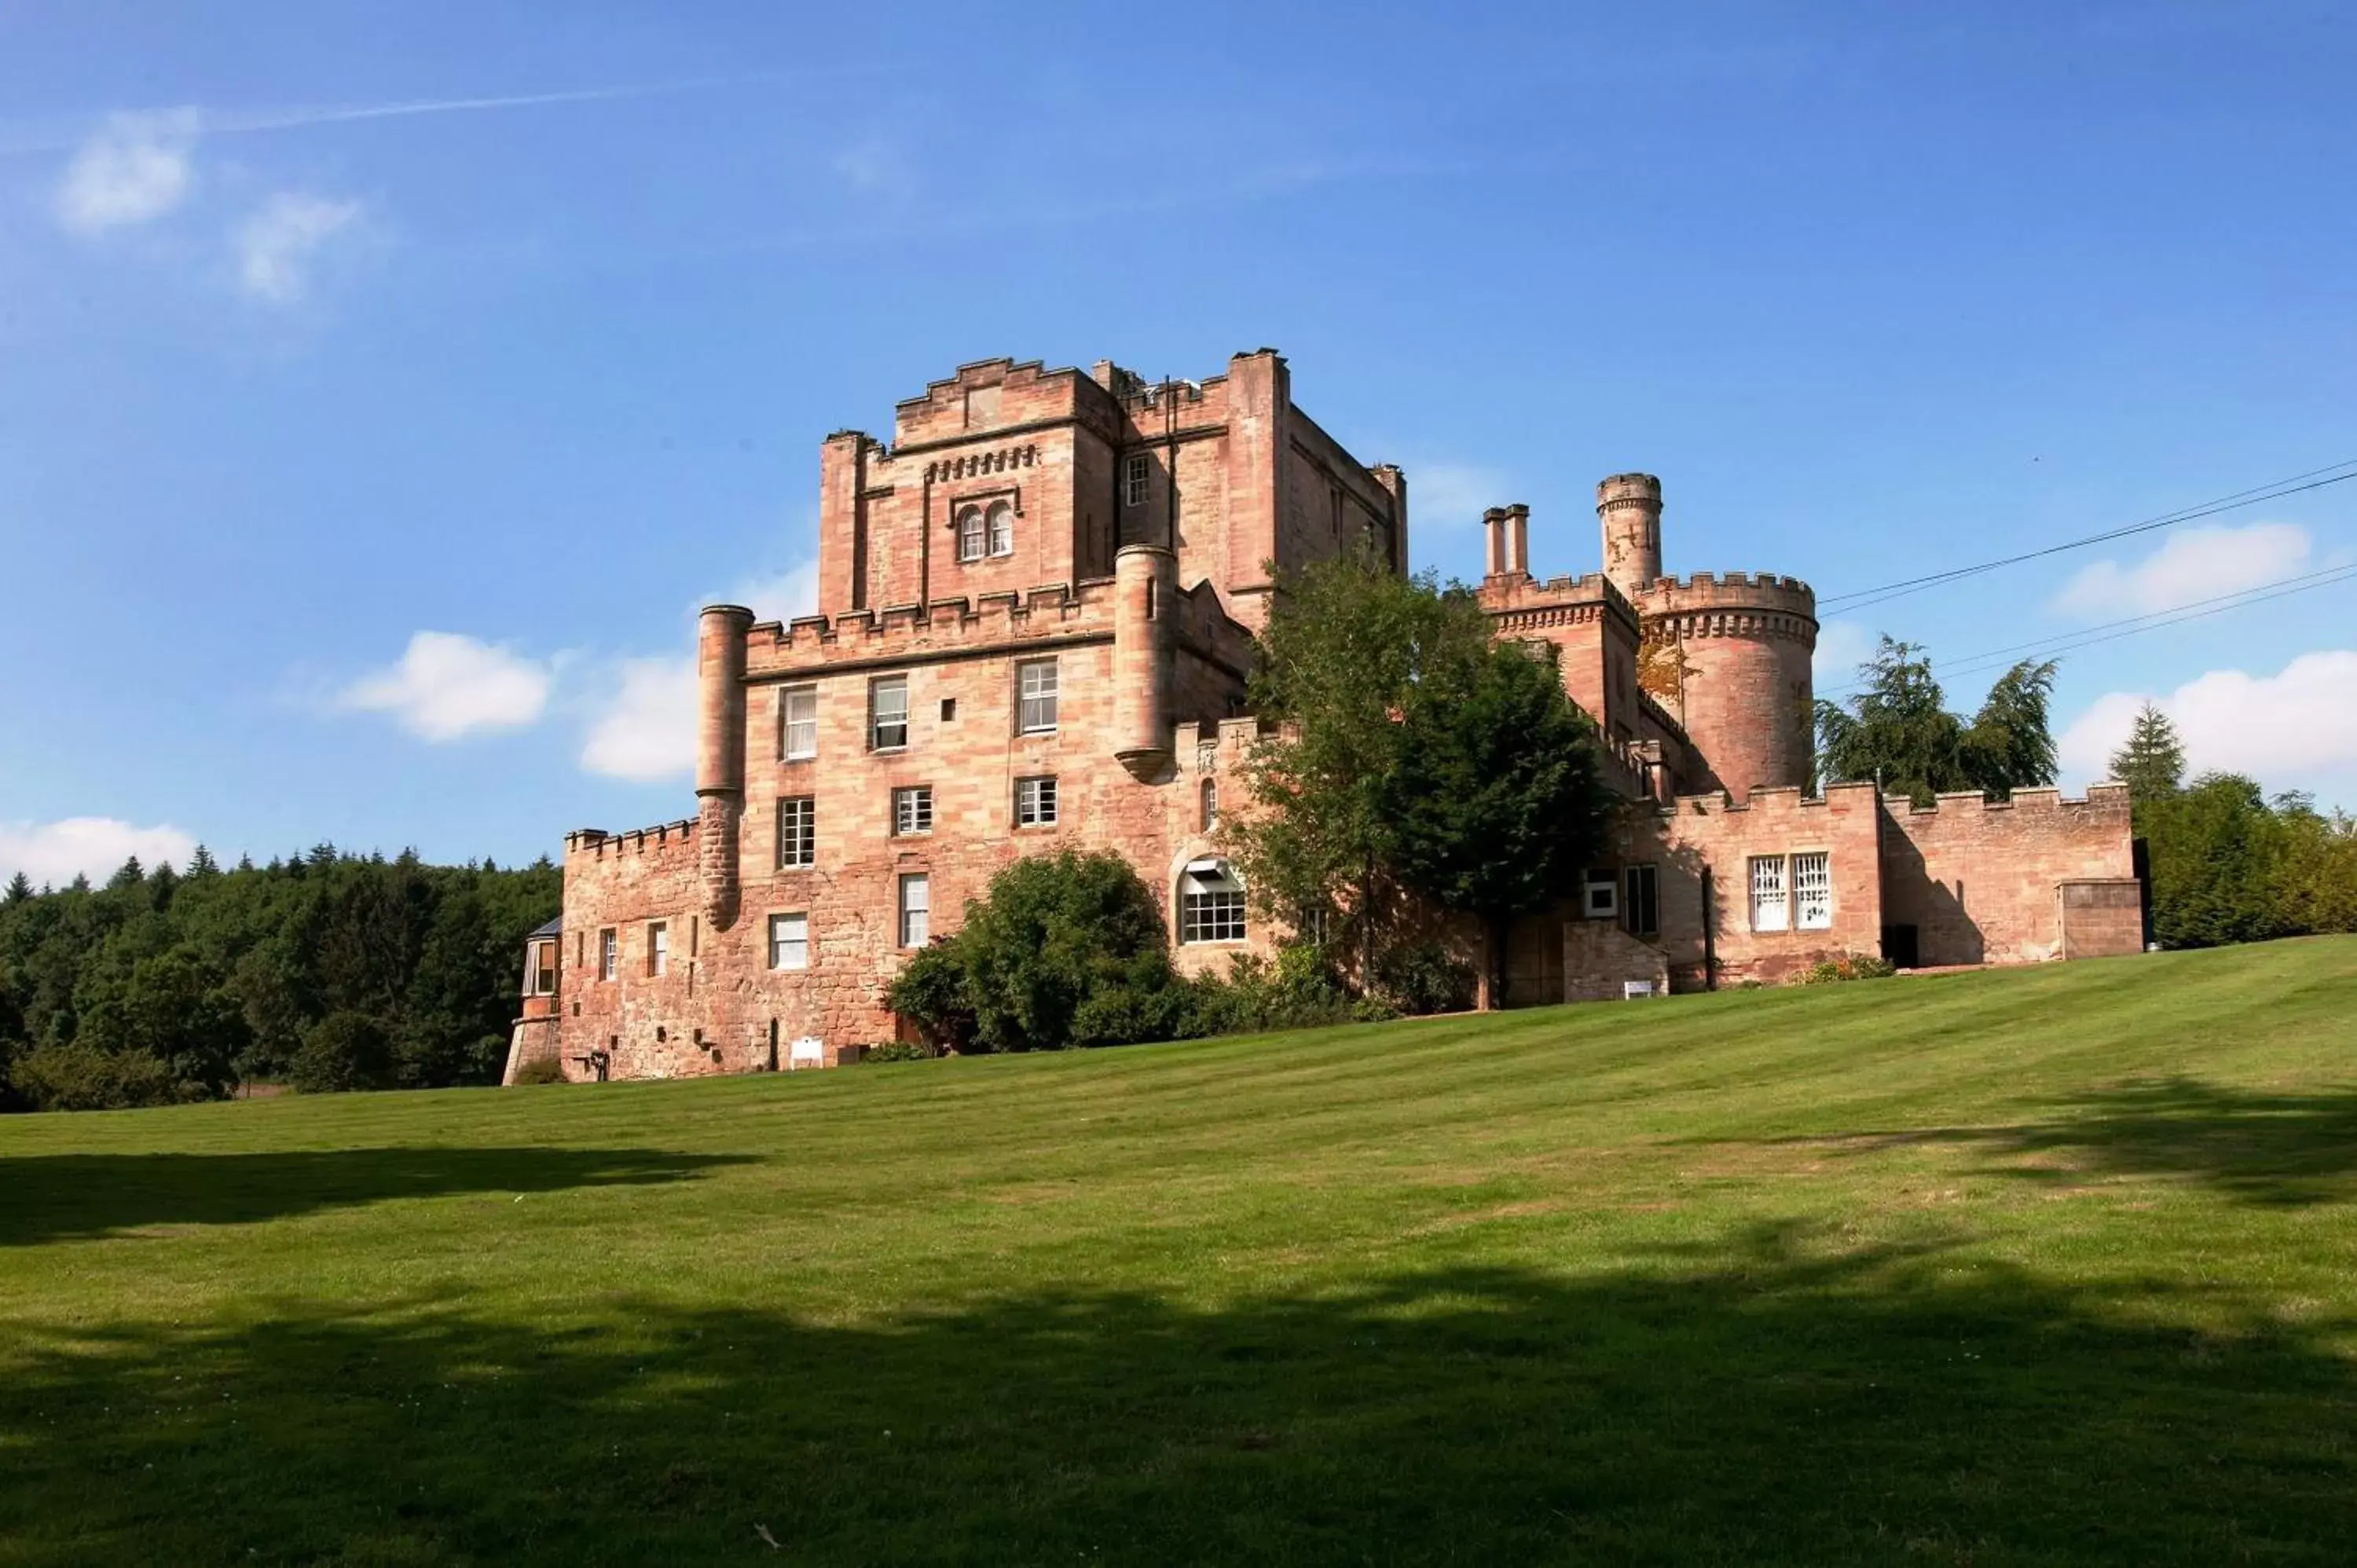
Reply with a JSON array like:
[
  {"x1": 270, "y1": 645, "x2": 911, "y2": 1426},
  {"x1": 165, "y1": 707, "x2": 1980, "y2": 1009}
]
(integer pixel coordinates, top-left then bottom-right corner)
[
  {"x1": 1817, "y1": 458, "x2": 2357, "y2": 614},
  {"x1": 1818, "y1": 562, "x2": 2357, "y2": 698}
]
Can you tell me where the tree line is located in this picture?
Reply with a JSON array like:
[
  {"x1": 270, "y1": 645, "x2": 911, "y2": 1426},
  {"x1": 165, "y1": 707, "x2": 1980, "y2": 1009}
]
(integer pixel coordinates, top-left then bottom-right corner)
[{"x1": 0, "y1": 848, "x2": 560, "y2": 1112}]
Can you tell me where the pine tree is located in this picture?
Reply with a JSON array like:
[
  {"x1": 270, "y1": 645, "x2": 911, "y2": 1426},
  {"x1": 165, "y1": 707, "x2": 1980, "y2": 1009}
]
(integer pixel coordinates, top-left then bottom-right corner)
[
  {"x1": 4, "y1": 872, "x2": 31, "y2": 905},
  {"x1": 2107, "y1": 702, "x2": 2186, "y2": 802},
  {"x1": 189, "y1": 844, "x2": 220, "y2": 877}
]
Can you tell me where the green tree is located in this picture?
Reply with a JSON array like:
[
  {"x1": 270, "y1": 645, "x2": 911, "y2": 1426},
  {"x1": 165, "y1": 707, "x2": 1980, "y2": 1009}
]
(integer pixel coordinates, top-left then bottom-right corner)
[
  {"x1": 1383, "y1": 639, "x2": 1613, "y2": 1006},
  {"x1": 289, "y1": 1010, "x2": 397, "y2": 1093},
  {"x1": 1231, "y1": 551, "x2": 1496, "y2": 977},
  {"x1": 4, "y1": 873, "x2": 31, "y2": 905},
  {"x1": 2139, "y1": 773, "x2": 2291, "y2": 948},
  {"x1": 2107, "y1": 702, "x2": 2187, "y2": 803},
  {"x1": 1816, "y1": 638, "x2": 2060, "y2": 805}
]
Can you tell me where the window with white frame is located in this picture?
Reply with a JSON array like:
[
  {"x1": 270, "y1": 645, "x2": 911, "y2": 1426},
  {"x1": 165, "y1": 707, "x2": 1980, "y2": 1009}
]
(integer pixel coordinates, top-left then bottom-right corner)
[
  {"x1": 647, "y1": 921, "x2": 669, "y2": 977},
  {"x1": 1582, "y1": 873, "x2": 1618, "y2": 920},
  {"x1": 1792, "y1": 852, "x2": 1832, "y2": 929},
  {"x1": 898, "y1": 874, "x2": 930, "y2": 948},
  {"x1": 1015, "y1": 775, "x2": 1058, "y2": 826},
  {"x1": 777, "y1": 795, "x2": 815, "y2": 869},
  {"x1": 781, "y1": 684, "x2": 816, "y2": 760},
  {"x1": 598, "y1": 927, "x2": 618, "y2": 981},
  {"x1": 955, "y1": 507, "x2": 985, "y2": 562},
  {"x1": 526, "y1": 939, "x2": 558, "y2": 996},
  {"x1": 893, "y1": 786, "x2": 933, "y2": 836},
  {"x1": 1180, "y1": 859, "x2": 1248, "y2": 944},
  {"x1": 870, "y1": 675, "x2": 909, "y2": 750},
  {"x1": 1017, "y1": 658, "x2": 1058, "y2": 734},
  {"x1": 986, "y1": 500, "x2": 1014, "y2": 557},
  {"x1": 1124, "y1": 452, "x2": 1151, "y2": 507},
  {"x1": 1200, "y1": 778, "x2": 1219, "y2": 832},
  {"x1": 1749, "y1": 855, "x2": 1789, "y2": 932},
  {"x1": 768, "y1": 912, "x2": 808, "y2": 971}
]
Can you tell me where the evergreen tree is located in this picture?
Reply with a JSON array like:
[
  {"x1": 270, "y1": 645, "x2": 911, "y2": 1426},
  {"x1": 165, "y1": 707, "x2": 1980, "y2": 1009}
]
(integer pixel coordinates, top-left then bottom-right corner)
[
  {"x1": 4, "y1": 873, "x2": 31, "y2": 905},
  {"x1": 188, "y1": 844, "x2": 220, "y2": 877},
  {"x1": 2108, "y1": 702, "x2": 2187, "y2": 802},
  {"x1": 1815, "y1": 637, "x2": 2061, "y2": 805}
]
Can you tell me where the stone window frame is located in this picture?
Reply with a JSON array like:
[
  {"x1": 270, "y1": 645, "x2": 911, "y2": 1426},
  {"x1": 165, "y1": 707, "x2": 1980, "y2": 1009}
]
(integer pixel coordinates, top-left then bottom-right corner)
[
  {"x1": 1199, "y1": 778, "x2": 1219, "y2": 833},
  {"x1": 870, "y1": 674, "x2": 910, "y2": 752},
  {"x1": 898, "y1": 873, "x2": 931, "y2": 949},
  {"x1": 1748, "y1": 855, "x2": 1789, "y2": 932},
  {"x1": 1124, "y1": 452, "x2": 1152, "y2": 508},
  {"x1": 646, "y1": 921, "x2": 669, "y2": 978},
  {"x1": 776, "y1": 795, "x2": 816, "y2": 870},
  {"x1": 1179, "y1": 859, "x2": 1248, "y2": 946},
  {"x1": 1791, "y1": 850, "x2": 1833, "y2": 930},
  {"x1": 768, "y1": 911, "x2": 809, "y2": 972},
  {"x1": 597, "y1": 927, "x2": 618, "y2": 982},
  {"x1": 1015, "y1": 775, "x2": 1058, "y2": 828},
  {"x1": 1016, "y1": 658, "x2": 1059, "y2": 735},
  {"x1": 779, "y1": 684, "x2": 817, "y2": 761},
  {"x1": 893, "y1": 785, "x2": 934, "y2": 837},
  {"x1": 951, "y1": 487, "x2": 1020, "y2": 565}
]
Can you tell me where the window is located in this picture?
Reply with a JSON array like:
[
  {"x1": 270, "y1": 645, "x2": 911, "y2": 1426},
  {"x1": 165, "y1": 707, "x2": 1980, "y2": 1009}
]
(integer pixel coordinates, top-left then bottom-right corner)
[
  {"x1": 870, "y1": 675, "x2": 909, "y2": 750},
  {"x1": 956, "y1": 506, "x2": 984, "y2": 562},
  {"x1": 1017, "y1": 658, "x2": 1059, "y2": 734},
  {"x1": 1124, "y1": 452, "x2": 1151, "y2": 507},
  {"x1": 781, "y1": 684, "x2": 816, "y2": 760},
  {"x1": 777, "y1": 795, "x2": 815, "y2": 869},
  {"x1": 647, "y1": 922, "x2": 670, "y2": 977},
  {"x1": 1793, "y1": 852, "x2": 1832, "y2": 930},
  {"x1": 598, "y1": 928, "x2": 618, "y2": 981},
  {"x1": 899, "y1": 874, "x2": 930, "y2": 948},
  {"x1": 768, "y1": 912, "x2": 808, "y2": 971},
  {"x1": 1582, "y1": 874, "x2": 1618, "y2": 920},
  {"x1": 986, "y1": 500, "x2": 1014, "y2": 558},
  {"x1": 1016, "y1": 775, "x2": 1058, "y2": 826},
  {"x1": 1200, "y1": 778, "x2": 1219, "y2": 832},
  {"x1": 526, "y1": 940, "x2": 557, "y2": 996},
  {"x1": 1750, "y1": 855, "x2": 1789, "y2": 932},
  {"x1": 893, "y1": 786, "x2": 933, "y2": 836},
  {"x1": 1181, "y1": 859, "x2": 1248, "y2": 944},
  {"x1": 1621, "y1": 864, "x2": 1660, "y2": 940},
  {"x1": 940, "y1": 697, "x2": 957, "y2": 721}
]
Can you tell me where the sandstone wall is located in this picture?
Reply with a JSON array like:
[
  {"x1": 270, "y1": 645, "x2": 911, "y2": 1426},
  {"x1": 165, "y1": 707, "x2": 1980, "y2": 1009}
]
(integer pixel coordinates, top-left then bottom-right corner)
[
  {"x1": 1880, "y1": 786, "x2": 2136, "y2": 966},
  {"x1": 1648, "y1": 782, "x2": 1886, "y2": 988}
]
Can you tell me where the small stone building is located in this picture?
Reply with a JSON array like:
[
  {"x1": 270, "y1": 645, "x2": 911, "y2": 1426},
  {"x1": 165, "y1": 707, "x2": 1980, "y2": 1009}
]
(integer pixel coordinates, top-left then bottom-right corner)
[{"x1": 504, "y1": 351, "x2": 2141, "y2": 1084}]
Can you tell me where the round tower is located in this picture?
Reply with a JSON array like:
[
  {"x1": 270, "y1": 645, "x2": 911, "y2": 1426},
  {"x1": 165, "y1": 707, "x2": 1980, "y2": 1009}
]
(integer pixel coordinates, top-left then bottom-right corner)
[
  {"x1": 1112, "y1": 544, "x2": 1177, "y2": 768},
  {"x1": 695, "y1": 603, "x2": 753, "y2": 929},
  {"x1": 1596, "y1": 473, "x2": 1663, "y2": 602},
  {"x1": 1644, "y1": 574, "x2": 1816, "y2": 801}
]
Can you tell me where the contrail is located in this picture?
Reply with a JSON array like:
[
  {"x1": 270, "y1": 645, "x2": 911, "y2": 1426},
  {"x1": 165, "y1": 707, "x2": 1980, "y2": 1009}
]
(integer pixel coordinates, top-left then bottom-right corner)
[{"x1": 0, "y1": 75, "x2": 768, "y2": 156}]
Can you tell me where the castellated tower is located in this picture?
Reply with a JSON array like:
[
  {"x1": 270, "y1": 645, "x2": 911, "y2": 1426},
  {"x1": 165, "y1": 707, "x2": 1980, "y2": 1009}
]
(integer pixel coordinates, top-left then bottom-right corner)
[
  {"x1": 1596, "y1": 473, "x2": 1663, "y2": 602},
  {"x1": 695, "y1": 603, "x2": 753, "y2": 930},
  {"x1": 1607, "y1": 475, "x2": 1817, "y2": 801}
]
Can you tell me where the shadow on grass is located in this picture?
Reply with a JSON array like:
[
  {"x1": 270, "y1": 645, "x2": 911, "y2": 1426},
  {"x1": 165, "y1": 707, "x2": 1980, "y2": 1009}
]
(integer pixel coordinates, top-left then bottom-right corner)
[
  {"x1": 3, "y1": 1223, "x2": 2352, "y2": 1565},
  {"x1": 0, "y1": 1148, "x2": 750, "y2": 1247},
  {"x1": 1727, "y1": 1077, "x2": 2357, "y2": 1207}
]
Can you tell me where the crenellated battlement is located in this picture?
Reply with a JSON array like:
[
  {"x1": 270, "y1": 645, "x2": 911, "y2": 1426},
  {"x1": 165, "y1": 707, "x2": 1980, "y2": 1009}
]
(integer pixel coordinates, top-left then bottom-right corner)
[
  {"x1": 1171, "y1": 715, "x2": 1263, "y2": 771},
  {"x1": 1640, "y1": 571, "x2": 1817, "y2": 646},
  {"x1": 1886, "y1": 785, "x2": 2132, "y2": 817},
  {"x1": 565, "y1": 818, "x2": 701, "y2": 862},
  {"x1": 743, "y1": 578, "x2": 1123, "y2": 676},
  {"x1": 1479, "y1": 569, "x2": 1640, "y2": 625},
  {"x1": 1665, "y1": 780, "x2": 1879, "y2": 818}
]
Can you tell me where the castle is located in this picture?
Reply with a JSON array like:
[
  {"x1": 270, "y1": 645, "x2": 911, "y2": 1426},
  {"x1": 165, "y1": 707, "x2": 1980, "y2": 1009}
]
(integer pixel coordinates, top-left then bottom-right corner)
[{"x1": 505, "y1": 350, "x2": 2143, "y2": 1083}]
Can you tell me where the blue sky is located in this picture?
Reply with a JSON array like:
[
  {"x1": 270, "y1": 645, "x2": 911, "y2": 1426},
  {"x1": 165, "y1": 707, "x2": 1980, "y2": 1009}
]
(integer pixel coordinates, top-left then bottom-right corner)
[{"x1": 5, "y1": 1, "x2": 2355, "y2": 883}]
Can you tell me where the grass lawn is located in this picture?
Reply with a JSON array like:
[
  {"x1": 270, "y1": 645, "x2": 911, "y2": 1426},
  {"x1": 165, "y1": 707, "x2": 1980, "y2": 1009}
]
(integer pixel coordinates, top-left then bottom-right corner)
[{"x1": 4, "y1": 939, "x2": 2356, "y2": 1565}]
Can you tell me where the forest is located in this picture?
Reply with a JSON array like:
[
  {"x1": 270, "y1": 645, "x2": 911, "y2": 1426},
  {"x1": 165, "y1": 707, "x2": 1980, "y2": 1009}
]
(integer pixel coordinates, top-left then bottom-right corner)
[{"x1": 0, "y1": 848, "x2": 560, "y2": 1112}]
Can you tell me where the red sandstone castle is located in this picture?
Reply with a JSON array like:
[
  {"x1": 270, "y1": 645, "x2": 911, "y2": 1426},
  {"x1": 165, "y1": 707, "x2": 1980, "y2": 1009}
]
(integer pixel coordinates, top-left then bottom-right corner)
[{"x1": 505, "y1": 350, "x2": 2143, "y2": 1083}]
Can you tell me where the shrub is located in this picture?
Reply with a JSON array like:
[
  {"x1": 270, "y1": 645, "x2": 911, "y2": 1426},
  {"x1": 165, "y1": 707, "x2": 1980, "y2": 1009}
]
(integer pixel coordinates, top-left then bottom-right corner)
[
  {"x1": 1192, "y1": 945, "x2": 1358, "y2": 1035},
  {"x1": 1794, "y1": 953, "x2": 1897, "y2": 986},
  {"x1": 856, "y1": 1041, "x2": 933, "y2": 1064},
  {"x1": 510, "y1": 1055, "x2": 569, "y2": 1086},
  {"x1": 288, "y1": 1011, "x2": 397, "y2": 1093},
  {"x1": 1370, "y1": 940, "x2": 1478, "y2": 1015},
  {"x1": 8, "y1": 1041, "x2": 183, "y2": 1112},
  {"x1": 884, "y1": 940, "x2": 977, "y2": 1053}
]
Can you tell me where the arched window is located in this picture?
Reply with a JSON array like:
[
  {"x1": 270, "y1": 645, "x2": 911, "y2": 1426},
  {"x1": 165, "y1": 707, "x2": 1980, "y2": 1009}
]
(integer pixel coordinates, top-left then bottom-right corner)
[
  {"x1": 1180, "y1": 859, "x2": 1246, "y2": 944},
  {"x1": 1200, "y1": 778, "x2": 1219, "y2": 832},
  {"x1": 986, "y1": 500, "x2": 1014, "y2": 558},
  {"x1": 955, "y1": 507, "x2": 984, "y2": 562}
]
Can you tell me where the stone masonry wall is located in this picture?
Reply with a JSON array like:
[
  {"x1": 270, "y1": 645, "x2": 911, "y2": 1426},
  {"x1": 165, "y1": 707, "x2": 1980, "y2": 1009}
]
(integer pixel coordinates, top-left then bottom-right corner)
[
  {"x1": 1645, "y1": 782, "x2": 1886, "y2": 988},
  {"x1": 1881, "y1": 786, "x2": 2136, "y2": 966}
]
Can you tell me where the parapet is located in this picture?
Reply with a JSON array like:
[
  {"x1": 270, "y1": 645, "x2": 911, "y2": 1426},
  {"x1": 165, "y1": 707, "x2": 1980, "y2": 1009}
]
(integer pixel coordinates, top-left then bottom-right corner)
[
  {"x1": 564, "y1": 818, "x2": 701, "y2": 862},
  {"x1": 1639, "y1": 571, "x2": 1817, "y2": 639},
  {"x1": 742, "y1": 578, "x2": 1122, "y2": 676},
  {"x1": 1663, "y1": 780, "x2": 1879, "y2": 818},
  {"x1": 1170, "y1": 716, "x2": 1263, "y2": 771},
  {"x1": 1479, "y1": 570, "x2": 1641, "y2": 628},
  {"x1": 1883, "y1": 784, "x2": 2131, "y2": 817}
]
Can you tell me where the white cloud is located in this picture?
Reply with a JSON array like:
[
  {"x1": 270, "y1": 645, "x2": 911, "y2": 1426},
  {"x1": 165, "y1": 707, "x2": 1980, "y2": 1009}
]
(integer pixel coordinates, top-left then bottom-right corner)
[
  {"x1": 1408, "y1": 463, "x2": 1511, "y2": 531},
  {"x1": 2059, "y1": 650, "x2": 2357, "y2": 795},
  {"x1": 580, "y1": 656, "x2": 696, "y2": 782},
  {"x1": 234, "y1": 191, "x2": 362, "y2": 302},
  {"x1": 1812, "y1": 619, "x2": 1877, "y2": 691},
  {"x1": 717, "y1": 561, "x2": 820, "y2": 624},
  {"x1": 2053, "y1": 522, "x2": 2311, "y2": 618},
  {"x1": 337, "y1": 632, "x2": 552, "y2": 741},
  {"x1": 0, "y1": 818, "x2": 198, "y2": 887},
  {"x1": 54, "y1": 110, "x2": 199, "y2": 233}
]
